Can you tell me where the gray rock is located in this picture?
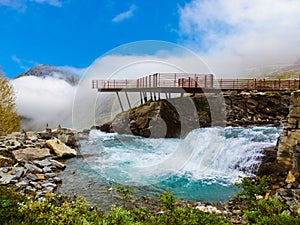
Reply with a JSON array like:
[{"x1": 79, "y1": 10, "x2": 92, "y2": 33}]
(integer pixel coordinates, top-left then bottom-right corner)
[
  {"x1": 35, "y1": 191, "x2": 45, "y2": 198},
  {"x1": 43, "y1": 166, "x2": 53, "y2": 173},
  {"x1": 29, "y1": 181, "x2": 38, "y2": 187},
  {"x1": 11, "y1": 167, "x2": 26, "y2": 179},
  {"x1": 25, "y1": 163, "x2": 43, "y2": 173},
  {"x1": 53, "y1": 177, "x2": 62, "y2": 183},
  {"x1": 26, "y1": 173, "x2": 39, "y2": 181},
  {"x1": 0, "y1": 174, "x2": 17, "y2": 184},
  {"x1": 0, "y1": 167, "x2": 11, "y2": 173},
  {"x1": 41, "y1": 182, "x2": 57, "y2": 189},
  {"x1": 45, "y1": 173, "x2": 56, "y2": 178},
  {"x1": 28, "y1": 135, "x2": 38, "y2": 142},
  {"x1": 58, "y1": 133, "x2": 78, "y2": 148},
  {"x1": 33, "y1": 159, "x2": 52, "y2": 168},
  {"x1": 44, "y1": 186, "x2": 54, "y2": 192},
  {"x1": 10, "y1": 179, "x2": 18, "y2": 184},
  {"x1": 25, "y1": 186, "x2": 36, "y2": 194},
  {"x1": 13, "y1": 148, "x2": 51, "y2": 162},
  {"x1": 5, "y1": 140, "x2": 22, "y2": 150},
  {"x1": 16, "y1": 180, "x2": 29, "y2": 189},
  {"x1": 49, "y1": 159, "x2": 66, "y2": 169}
]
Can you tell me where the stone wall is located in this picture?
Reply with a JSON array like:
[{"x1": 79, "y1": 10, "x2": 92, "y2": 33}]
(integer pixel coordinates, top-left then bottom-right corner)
[{"x1": 277, "y1": 91, "x2": 300, "y2": 183}]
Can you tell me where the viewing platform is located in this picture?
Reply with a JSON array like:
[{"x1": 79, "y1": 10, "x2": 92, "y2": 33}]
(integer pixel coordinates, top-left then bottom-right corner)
[{"x1": 92, "y1": 73, "x2": 300, "y2": 111}]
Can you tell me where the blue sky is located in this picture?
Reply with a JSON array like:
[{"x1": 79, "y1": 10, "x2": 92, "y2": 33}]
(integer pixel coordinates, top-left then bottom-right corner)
[
  {"x1": 1, "y1": 0, "x2": 300, "y2": 78},
  {"x1": 0, "y1": 0, "x2": 189, "y2": 77}
]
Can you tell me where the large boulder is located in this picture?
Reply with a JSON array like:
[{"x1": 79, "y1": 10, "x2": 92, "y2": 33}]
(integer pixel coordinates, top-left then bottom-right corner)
[
  {"x1": 110, "y1": 100, "x2": 181, "y2": 138},
  {"x1": 46, "y1": 138, "x2": 77, "y2": 158},
  {"x1": 13, "y1": 148, "x2": 51, "y2": 162}
]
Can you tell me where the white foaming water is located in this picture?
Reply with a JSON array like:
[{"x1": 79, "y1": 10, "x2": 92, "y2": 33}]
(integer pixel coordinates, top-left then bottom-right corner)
[{"x1": 81, "y1": 126, "x2": 279, "y2": 187}]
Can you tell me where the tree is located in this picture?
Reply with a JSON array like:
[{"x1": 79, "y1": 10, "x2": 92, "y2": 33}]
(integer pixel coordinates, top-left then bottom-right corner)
[{"x1": 0, "y1": 70, "x2": 21, "y2": 136}]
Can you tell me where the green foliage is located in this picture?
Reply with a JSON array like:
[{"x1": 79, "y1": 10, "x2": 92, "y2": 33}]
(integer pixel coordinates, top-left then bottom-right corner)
[
  {"x1": 114, "y1": 184, "x2": 135, "y2": 208},
  {"x1": 0, "y1": 70, "x2": 21, "y2": 136},
  {"x1": 235, "y1": 176, "x2": 270, "y2": 208},
  {"x1": 236, "y1": 176, "x2": 300, "y2": 224},
  {"x1": 0, "y1": 187, "x2": 101, "y2": 225},
  {"x1": 1, "y1": 181, "x2": 300, "y2": 225},
  {"x1": 159, "y1": 189, "x2": 177, "y2": 212},
  {"x1": 244, "y1": 197, "x2": 299, "y2": 225}
]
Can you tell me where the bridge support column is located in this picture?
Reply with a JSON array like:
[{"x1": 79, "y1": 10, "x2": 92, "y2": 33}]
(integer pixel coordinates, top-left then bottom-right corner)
[
  {"x1": 125, "y1": 91, "x2": 131, "y2": 109},
  {"x1": 143, "y1": 92, "x2": 147, "y2": 102},
  {"x1": 140, "y1": 91, "x2": 143, "y2": 104},
  {"x1": 116, "y1": 92, "x2": 124, "y2": 112}
]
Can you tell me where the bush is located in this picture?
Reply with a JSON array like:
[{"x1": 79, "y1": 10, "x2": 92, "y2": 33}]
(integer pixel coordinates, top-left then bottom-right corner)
[
  {"x1": 0, "y1": 70, "x2": 21, "y2": 136},
  {"x1": 236, "y1": 176, "x2": 300, "y2": 224}
]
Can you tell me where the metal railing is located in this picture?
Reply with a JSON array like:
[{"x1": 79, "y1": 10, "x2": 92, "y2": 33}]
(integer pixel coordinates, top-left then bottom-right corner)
[{"x1": 92, "y1": 73, "x2": 300, "y2": 91}]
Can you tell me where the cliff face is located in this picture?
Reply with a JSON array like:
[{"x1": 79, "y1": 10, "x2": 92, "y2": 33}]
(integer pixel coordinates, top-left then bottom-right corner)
[
  {"x1": 98, "y1": 91, "x2": 291, "y2": 138},
  {"x1": 277, "y1": 91, "x2": 300, "y2": 183}
]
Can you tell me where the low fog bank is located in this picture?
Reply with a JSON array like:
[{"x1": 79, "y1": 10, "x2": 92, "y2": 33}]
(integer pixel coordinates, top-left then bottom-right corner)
[{"x1": 11, "y1": 76, "x2": 77, "y2": 131}]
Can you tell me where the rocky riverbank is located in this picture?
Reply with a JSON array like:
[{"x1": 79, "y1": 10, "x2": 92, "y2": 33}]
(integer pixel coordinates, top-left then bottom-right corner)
[{"x1": 0, "y1": 127, "x2": 88, "y2": 199}]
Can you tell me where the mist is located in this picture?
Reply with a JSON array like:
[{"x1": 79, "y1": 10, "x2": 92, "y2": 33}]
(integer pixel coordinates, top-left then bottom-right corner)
[{"x1": 11, "y1": 76, "x2": 77, "y2": 130}]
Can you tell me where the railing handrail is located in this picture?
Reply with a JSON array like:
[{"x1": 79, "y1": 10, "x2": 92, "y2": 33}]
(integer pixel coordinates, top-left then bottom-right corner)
[{"x1": 92, "y1": 73, "x2": 300, "y2": 91}]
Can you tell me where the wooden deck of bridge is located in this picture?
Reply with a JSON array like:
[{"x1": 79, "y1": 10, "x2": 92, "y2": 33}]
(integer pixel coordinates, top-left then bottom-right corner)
[{"x1": 92, "y1": 73, "x2": 300, "y2": 111}]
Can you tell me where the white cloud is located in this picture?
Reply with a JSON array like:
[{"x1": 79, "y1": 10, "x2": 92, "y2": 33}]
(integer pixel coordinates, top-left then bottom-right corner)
[
  {"x1": 0, "y1": 0, "x2": 25, "y2": 10},
  {"x1": 11, "y1": 55, "x2": 38, "y2": 72},
  {"x1": 112, "y1": 4, "x2": 137, "y2": 22},
  {"x1": 0, "y1": 0, "x2": 63, "y2": 11},
  {"x1": 11, "y1": 76, "x2": 76, "y2": 130},
  {"x1": 179, "y1": 0, "x2": 300, "y2": 77},
  {"x1": 30, "y1": 0, "x2": 62, "y2": 7}
]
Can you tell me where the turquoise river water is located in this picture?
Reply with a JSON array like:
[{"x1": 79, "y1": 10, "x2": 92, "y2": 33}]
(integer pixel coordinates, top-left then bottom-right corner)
[{"x1": 57, "y1": 126, "x2": 280, "y2": 208}]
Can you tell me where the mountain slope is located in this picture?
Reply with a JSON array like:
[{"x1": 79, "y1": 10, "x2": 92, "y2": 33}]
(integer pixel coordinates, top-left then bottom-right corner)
[{"x1": 15, "y1": 64, "x2": 80, "y2": 86}]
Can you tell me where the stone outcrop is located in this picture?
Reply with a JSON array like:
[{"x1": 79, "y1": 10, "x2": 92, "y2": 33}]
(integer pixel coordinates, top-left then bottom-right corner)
[
  {"x1": 102, "y1": 100, "x2": 182, "y2": 138},
  {"x1": 98, "y1": 91, "x2": 291, "y2": 138},
  {"x1": 46, "y1": 138, "x2": 77, "y2": 158},
  {"x1": 277, "y1": 91, "x2": 300, "y2": 183}
]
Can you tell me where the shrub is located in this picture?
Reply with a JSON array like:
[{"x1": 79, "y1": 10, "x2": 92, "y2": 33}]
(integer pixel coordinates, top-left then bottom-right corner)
[{"x1": 0, "y1": 70, "x2": 21, "y2": 136}]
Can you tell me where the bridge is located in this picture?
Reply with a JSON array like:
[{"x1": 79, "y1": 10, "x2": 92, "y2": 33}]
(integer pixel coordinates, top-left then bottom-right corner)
[{"x1": 92, "y1": 73, "x2": 300, "y2": 111}]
